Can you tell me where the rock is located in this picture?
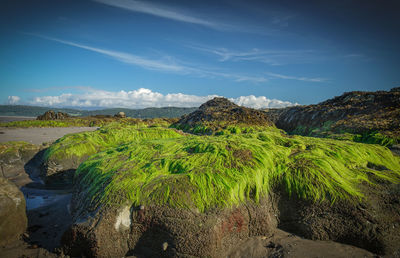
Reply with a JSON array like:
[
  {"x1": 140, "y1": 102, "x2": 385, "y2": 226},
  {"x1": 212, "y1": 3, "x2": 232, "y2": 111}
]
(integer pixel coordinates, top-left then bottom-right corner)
[
  {"x1": 0, "y1": 177, "x2": 28, "y2": 247},
  {"x1": 114, "y1": 112, "x2": 126, "y2": 118},
  {"x1": 174, "y1": 97, "x2": 274, "y2": 133},
  {"x1": 267, "y1": 88, "x2": 400, "y2": 138},
  {"x1": 62, "y1": 198, "x2": 277, "y2": 257},
  {"x1": 276, "y1": 178, "x2": 400, "y2": 256},
  {"x1": 37, "y1": 110, "x2": 70, "y2": 120},
  {"x1": 0, "y1": 141, "x2": 42, "y2": 187}
]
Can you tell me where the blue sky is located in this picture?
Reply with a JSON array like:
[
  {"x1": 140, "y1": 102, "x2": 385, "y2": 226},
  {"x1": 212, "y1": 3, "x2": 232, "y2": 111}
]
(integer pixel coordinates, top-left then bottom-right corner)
[{"x1": 1, "y1": 0, "x2": 399, "y2": 108}]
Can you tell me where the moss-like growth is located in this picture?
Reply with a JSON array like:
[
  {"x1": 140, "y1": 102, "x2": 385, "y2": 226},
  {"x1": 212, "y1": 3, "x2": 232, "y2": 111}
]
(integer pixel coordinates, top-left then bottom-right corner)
[
  {"x1": 44, "y1": 123, "x2": 183, "y2": 163},
  {"x1": 72, "y1": 126, "x2": 400, "y2": 212}
]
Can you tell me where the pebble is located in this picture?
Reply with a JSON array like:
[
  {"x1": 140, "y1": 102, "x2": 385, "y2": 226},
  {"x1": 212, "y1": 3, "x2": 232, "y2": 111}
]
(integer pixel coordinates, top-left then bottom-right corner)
[{"x1": 162, "y1": 242, "x2": 168, "y2": 251}]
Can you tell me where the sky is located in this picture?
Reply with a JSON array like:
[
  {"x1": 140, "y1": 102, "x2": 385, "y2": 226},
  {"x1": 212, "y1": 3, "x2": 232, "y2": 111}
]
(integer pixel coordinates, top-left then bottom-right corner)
[{"x1": 1, "y1": 0, "x2": 400, "y2": 109}]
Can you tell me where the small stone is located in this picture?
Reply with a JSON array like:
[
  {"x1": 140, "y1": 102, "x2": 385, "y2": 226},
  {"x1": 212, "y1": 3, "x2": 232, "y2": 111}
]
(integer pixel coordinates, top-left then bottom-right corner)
[{"x1": 162, "y1": 242, "x2": 168, "y2": 251}]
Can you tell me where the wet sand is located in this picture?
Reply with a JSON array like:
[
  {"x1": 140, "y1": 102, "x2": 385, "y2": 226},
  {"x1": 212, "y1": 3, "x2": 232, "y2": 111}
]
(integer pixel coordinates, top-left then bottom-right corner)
[
  {"x1": 0, "y1": 116, "x2": 36, "y2": 122},
  {"x1": 0, "y1": 127, "x2": 98, "y2": 145}
]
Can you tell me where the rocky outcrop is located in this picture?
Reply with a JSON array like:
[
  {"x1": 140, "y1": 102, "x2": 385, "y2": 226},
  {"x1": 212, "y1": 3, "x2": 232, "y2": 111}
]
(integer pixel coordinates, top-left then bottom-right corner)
[
  {"x1": 174, "y1": 97, "x2": 274, "y2": 132},
  {"x1": 114, "y1": 111, "x2": 126, "y2": 118},
  {"x1": 0, "y1": 177, "x2": 27, "y2": 247},
  {"x1": 37, "y1": 110, "x2": 70, "y2": 120},
  {"x1": 268, "y1": 88, "x2": 400, "y2": 137},
  {"x1": 62, "y1": 197, "x2": 277, "y2": 257}
]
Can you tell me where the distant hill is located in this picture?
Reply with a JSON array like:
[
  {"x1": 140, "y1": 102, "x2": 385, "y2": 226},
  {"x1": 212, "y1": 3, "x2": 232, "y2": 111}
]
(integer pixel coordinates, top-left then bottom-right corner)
[{"x1": 0, "y1": 105, "x2": 198, "y2": 119}]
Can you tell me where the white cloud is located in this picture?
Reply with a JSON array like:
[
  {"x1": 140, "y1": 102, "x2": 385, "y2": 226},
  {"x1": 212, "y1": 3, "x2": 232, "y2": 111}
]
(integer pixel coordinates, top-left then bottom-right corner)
[
  {"x1": 94, "y1": 0, "x2": 226, "y2": 30},
  {"x1": 30, "y1": 88, "x2": 297, "y2": 109},
  {"x1": 8, "y1": 96, "x2": 20, "y2": 105},
  {"x1": 232, "y1": 95, "x2": 298, "y2": 109},
  {"x1": 266, "y1": 72, "x2": 328, "y2": 83}
]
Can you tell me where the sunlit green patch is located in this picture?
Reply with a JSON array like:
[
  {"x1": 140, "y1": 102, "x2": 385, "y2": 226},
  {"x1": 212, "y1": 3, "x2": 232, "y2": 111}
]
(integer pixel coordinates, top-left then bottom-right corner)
[
  {"x1": 44, "y1": 123, "x2": 183, "y2": 164},
  {"x1": 74, "y1": 126, "x2": 400, "y2": 212}
]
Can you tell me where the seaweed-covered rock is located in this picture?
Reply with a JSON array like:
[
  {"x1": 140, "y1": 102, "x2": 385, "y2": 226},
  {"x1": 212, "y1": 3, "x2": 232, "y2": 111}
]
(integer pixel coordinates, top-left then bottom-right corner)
[
  {"x1": 60, "y1": 124, "x2": 400, "y2": 256},
  {"x1": 37, "y1": 110, "x2": 70, "y2": 120},
  {"x1": 174, "y1": 97, "x2": 274, "y2": 133},
  {"x1": 268, "y1": 88, "x2": 400, "y2": 140},
  {"x1": 0, "y1": 177, "x2": 27, "y2": 247}
]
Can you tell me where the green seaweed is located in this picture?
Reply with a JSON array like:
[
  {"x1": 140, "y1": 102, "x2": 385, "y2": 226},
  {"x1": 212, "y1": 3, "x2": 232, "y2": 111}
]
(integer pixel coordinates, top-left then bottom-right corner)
[
  {"x1": 44, "y1": 123, "x2": 183, "y2": 162},
  {"x1": 69, "y1": 126, "x2": 400, "y2": 212}
]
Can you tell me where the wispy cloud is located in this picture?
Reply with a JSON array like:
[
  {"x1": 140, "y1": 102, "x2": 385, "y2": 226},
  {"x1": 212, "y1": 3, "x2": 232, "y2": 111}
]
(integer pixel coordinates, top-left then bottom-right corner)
[
  {"x1": 33, "y1": 34, "x2": 185, "y2": 72},
  {"x1": 22, "y1": 88, "x2": 297, "y2": 109},
  {"x1": 266, "y1": 72, "x2": 328, "y2": 83},
  {"x1": 28, "y1": 33, "x2": 267, "y2": 83},
  {"x1": 94, "y1": 0, "x2": 227, "y2": 30},
  {"x1": 187, "y1": 45, "x2": 317, "y2": 66}
]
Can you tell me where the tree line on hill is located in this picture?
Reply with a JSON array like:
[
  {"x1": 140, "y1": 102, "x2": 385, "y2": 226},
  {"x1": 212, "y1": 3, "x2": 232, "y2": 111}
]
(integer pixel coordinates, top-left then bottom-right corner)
[{"x1": 0, "y1": 105, "x2": 197, "y2": 119}]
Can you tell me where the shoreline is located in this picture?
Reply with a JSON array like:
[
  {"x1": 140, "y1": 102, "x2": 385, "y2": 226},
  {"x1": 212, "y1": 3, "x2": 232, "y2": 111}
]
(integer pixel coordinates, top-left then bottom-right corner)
[
  {"x1": 0, "y1": 116, "x2": 36, "y2": 122},
  {"x1": 0, "y1": 127, "x2": 98, "y2": 145}
]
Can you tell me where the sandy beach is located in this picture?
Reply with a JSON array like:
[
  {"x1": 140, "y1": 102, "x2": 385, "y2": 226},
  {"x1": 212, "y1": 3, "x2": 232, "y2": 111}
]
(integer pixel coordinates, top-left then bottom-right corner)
[{"x1": 0, "y1": 127, "x2": 98, "y2": 145}]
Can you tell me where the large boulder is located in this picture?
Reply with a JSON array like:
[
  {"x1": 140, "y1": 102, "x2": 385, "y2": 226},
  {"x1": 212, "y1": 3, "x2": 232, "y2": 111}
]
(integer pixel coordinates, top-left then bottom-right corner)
[
  {"x1": 0, "y1": 177, "x2": 27, "y2": 247},
  {"x1": 58, "y1": 122, "x2": 400, "y2": 256}
]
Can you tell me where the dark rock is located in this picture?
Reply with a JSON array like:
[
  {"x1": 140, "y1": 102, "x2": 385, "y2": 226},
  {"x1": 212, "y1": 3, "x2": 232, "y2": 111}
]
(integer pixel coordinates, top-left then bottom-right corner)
[
  {"x1": 62, "y1": 197, "x2": 277, "y2": 257},
  {"x1": 267, "y1": 88, "x2": 400, "y2": 138},
  {"x1": 37, "y1": 110, "x2": 70, "y2": 120},
  {"x1": 0, "y1": 177, "x2": 28, "y2": 247},
  {"x1": 276, "y1": 178, "x2": 400, "y2": 256}
]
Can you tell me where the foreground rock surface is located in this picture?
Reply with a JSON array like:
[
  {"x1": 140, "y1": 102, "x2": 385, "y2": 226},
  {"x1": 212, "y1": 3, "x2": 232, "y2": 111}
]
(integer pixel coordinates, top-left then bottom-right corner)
[
  {"x1": 228, "y1": 229, "x2": 375, "y2": 258},
  {"x1": 276, "y1": 179, "x2": 400, "y2": 256},
  {"x1": 0, "y1": 177, "x2": 27, "y2": 247},
  {"x1": 63, "y1": 198, "x2": 277, "y2": 257}
]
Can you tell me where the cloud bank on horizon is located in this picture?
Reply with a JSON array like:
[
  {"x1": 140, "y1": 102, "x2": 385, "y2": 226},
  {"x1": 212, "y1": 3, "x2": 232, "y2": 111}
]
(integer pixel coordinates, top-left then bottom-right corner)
[{"x1": 7, "y1": 88, "x2": 297, "y2": 109}]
